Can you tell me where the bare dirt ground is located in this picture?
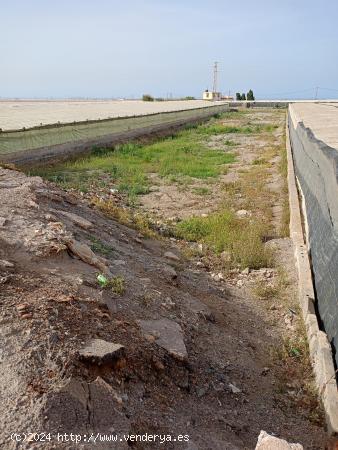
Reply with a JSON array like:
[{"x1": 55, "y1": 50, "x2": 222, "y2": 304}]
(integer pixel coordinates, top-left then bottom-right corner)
[{"x1": 0, "y1": 109, "x2": 330, "y2": 449}]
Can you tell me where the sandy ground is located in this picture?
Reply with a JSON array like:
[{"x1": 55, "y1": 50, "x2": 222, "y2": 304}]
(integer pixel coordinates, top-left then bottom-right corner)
[{"x1": 0, "y1": 100, "x2": 224, "y2": 131}]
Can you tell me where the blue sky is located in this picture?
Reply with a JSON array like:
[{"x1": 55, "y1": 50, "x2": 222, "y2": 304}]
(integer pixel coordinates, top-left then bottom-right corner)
[{"x1": 1, "y1": 0, "x2": 338, "y2": 99}]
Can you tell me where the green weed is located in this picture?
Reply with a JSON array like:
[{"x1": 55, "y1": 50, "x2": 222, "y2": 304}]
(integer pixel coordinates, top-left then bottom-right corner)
[
  {"x1": 224, "y1": 139, "x2": 237, "y2": 146},
  {"x1": 175, "y1": 210, "x2": 273, "y2": 269},
  {"x1": 197, "y1": 123, "x2": 278, "y2": 136},
  {"x1": 108, "y1": 276, "x2": 125, "y2": 295},
  {"x1": 98, "y1": 274, "x2": 125, "y2": 295},
  {"x1": 33, "y1": 126, "x2": 236, "y2": 200},
  {"x1": 89, "y1": 236, "x2": 113, "y2": 257},
  {"x1": 252, "y1": 158, "x2": 268, "y2": 166}
]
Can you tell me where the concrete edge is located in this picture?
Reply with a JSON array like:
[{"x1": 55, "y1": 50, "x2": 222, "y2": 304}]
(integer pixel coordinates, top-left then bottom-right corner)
[{"x1": 286, "y1": 113, "x2": 338, "y2": 437}]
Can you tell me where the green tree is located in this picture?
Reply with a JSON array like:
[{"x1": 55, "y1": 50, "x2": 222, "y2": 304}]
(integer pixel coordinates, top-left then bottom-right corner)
[
  {"x1": 236, "y1": 92, "x2": 241, "y2": 101},
  {"x1": 247, "y1": 89, "x2": 255, "y2": 101},
  {"x1": 241, "y1": 93, "x2": 246, "y2": 100},
  {"x1": 142, "y1": 94, "x2": 154, "y2": 102}
]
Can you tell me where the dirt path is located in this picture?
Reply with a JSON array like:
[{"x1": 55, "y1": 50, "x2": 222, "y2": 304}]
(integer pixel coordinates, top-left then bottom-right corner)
[{"x1": 0, "y1": 109, "x2": 329, "y2": 449}]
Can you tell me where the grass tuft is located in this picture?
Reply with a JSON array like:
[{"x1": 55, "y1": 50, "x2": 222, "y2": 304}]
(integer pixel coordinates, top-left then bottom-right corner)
[
  {"x1": 279, "y1": 135, "x2": 290, "y2": 237},
  {"x1": 192, "y1": 187, "x2": 210, "y2": 196},
  {"x1": 175, "y1": 210, "x2": 273, "y2": 269},
  {"x1": 197, "y1": 123, "x2": 278, "y2": 136},
  {"x1": 272, "y1": 323, "x2": 324, "y2": 426},
  {"x1": 89, "y1": 236, "x2": 113, "y2": 256},
  {"x1": 108, "y1": 276, "x2": 125, "y2": 295},
  {"x1": 224, "y1": 139, "x2": 237, "y2": 147}
]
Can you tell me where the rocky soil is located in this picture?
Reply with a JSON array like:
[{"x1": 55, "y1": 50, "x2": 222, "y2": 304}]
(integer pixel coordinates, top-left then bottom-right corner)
[{"x1": 0, "y1": 160, "x2": 329, "y2": 449}]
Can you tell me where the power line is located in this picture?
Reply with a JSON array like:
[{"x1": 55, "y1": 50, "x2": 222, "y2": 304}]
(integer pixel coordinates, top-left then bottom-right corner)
[
  {"x1": 317, "y1": 87, "x2": 338, "y2": 92},
  {"x1": 256, "y1": 86, "x2": 338, "y2": 98},
  {"x1": 256, "y1": 88, "x2": 314, "y2": 97}
]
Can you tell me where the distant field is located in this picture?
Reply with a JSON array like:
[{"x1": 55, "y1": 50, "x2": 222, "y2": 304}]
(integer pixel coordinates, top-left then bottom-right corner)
[{"x1": 0, "y1": 99, "x2": 223, "y2": 131}]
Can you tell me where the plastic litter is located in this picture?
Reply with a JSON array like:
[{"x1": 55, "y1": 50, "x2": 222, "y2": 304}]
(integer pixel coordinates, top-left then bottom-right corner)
[{"x1": 97, "y1": 274, "x2": 108, "y2": 287}]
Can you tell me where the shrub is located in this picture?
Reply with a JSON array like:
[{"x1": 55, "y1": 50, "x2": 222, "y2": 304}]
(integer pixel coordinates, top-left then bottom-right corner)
[{"x1": 142, "y1": 94, "x2": 154, "y2": 102}]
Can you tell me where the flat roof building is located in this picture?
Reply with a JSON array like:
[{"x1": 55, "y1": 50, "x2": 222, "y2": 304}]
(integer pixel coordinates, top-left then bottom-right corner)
[{"x1": 202, "y1": 90, "x2": 222, "y2": 101}]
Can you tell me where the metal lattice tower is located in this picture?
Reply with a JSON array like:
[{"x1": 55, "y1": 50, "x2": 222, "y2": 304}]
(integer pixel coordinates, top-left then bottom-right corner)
[{"x1": 212, "y1": 61, "x2": 218, "y2": 93}]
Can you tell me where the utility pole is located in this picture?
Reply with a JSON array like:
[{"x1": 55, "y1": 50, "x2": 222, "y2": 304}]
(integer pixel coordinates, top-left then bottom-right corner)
[
  {"x1": 315, "y1": 86, "x2": 319, "y2": 100},
  {"x1": 212, "y1": 62, "x2": 218, "y2": 93}
]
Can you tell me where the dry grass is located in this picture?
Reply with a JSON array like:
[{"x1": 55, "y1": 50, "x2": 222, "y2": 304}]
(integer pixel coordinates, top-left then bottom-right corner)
[
  {"x1": 174, "y1": 110, "x2": 287, "y2": 270},
  {"x1": 108, "y1": 276, "x2": 125, "y2": 295},
  {"x1": 272, "y1": 321, "x2": 324, "y2": 426},
  {"x1": 92, "y1": 197, "x2": 158, "y2": 238},
  {"x1": 253, "y1": 283, "x2": 281, "y2": 301},
  {"x1": 279, "y1": 135, "x2": 290, "y2": 237},
  {"x1": 252, "y1": 263, "x2": 324, "y2": 426},
  {"x1": 253, "y1": 268, "x2": 289, "y2": 302},
  {"x1": 0, "y1": 163, "x2": 18, "y2": 171}
]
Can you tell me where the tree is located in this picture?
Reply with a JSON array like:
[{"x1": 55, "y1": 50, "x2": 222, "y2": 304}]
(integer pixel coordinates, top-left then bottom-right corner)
[
  {"x1": 236, "y1": 92, "x2": 241, "y2": 101},
  {"x1": 247, "y1": 89, "x2": 255, "y2": 101},
  {"x1": 241, "y1": 93, "x2": 246, "y2": 100},
  {"x1": 142, "y1": 94, "x2": 154, "y2": 102}
]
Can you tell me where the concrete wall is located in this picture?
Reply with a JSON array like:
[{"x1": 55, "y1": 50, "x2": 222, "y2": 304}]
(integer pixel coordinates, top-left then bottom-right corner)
[
  {"x1": 231, "y1": 101, "x2": 289, "y2": 108},
  {"x1": 288, "y1": 108, "x2": 338, "y2": 368}
]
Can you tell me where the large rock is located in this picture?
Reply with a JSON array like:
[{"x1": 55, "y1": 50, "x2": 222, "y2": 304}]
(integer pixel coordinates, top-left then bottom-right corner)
[
  {"x1": 0, "y1": 217, "x2": 7, "y2": 227},
  {"x1": 139, "y1": 318, "x2": 187, "y2": 361},
  {"x1": 45, "y1": 377, "x2": 130, "y2": 447},
  {"x1": 161, "y1": 265, "x2": 178, "y2": 281},
  {"x1": 255, "y1": 431, "x2": 303, "y2": 450},
  {"x1": 51, "y1": 208, "x2": 93, "y2": 230},
  {"x1": 78, "y1": 339, "x2": 124, "y2": 365},
  {"x1": 0, "y1": 260, "x2": 14, "y2": 269},
  {"x1": 236, "y1": 209, "x2": 251, "y2": 218},
  {"x1": 164, "y1": 251, "x2": 180, "y2": 262},
  {"x1": 36, "y1": 188, "x2": 78, "y2": 205},
  {"x1": 65, "y1": 238, "x2": 111, "y2": 275}
]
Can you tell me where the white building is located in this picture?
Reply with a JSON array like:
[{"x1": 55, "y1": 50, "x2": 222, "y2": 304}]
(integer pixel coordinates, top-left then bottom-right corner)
[{"x1": 202, "y1": 90, "x2": 222, "y2": 101}]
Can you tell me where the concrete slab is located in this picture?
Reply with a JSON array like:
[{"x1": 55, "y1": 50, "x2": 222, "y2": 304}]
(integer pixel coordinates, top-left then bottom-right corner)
[
  {"x1": 289, "y1": 102, "x2": 338, "y2": 148},
  {"x1": 286, "y1": 115, "x2": 338, "y2": 437}
]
